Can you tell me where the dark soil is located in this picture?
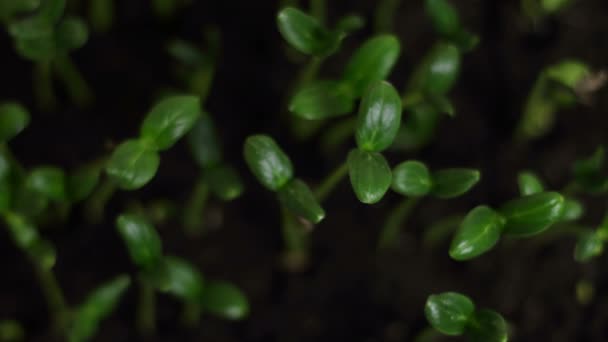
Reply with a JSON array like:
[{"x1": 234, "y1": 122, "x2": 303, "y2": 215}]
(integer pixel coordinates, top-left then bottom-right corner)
[{"x1": 1, "y1": 0, "x2": 608, "y2": 341}]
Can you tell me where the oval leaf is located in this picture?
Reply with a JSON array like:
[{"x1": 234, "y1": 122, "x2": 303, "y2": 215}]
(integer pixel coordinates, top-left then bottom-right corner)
[
  {"x1": 347, "y1": 149, "x2": 392, "y2": 204},
  {"x1": 560, "y1": 198, "x2": 584, "y2": 222},
  {"x1": 106, "y1": 139, "x2": 160, "y2": 190},
  {"x1": 276, "y1": 7, "x2": 337, "y2": 57},
  {"x1": 425, "y1": 0, "x2": 460, "y2": 36},
  {"x1": 25, "y1": 166, "x2": 66, "y2": 201},
  {"x1": 115, "y1": 213, "x2": 162, "y2": 270},
  {"x1": 68, "y1": 275, "x2": 130, "y2": 342},
  {"x1": 243, "y1": 135, "x2": 293, "y2": 191},
  {"x1": 0, "y1": 103, "x2": 30, "y2": 142},
  {"x1": 55, "y1": 16, "x2": 88, "y2": 51},
  {"x1": 391, "y1": 160, "x2": 433, "y2": 197},
  {"x1": 466, "y1": 309, "x2": 509, "y2": 342},
  {"x1": 419, "y1": 42, "x2": 461, "y2": 95},
  {"x1": 289, "y1": 80, "x2": 355, "y2": 120},
  {"x1": 201, "y1": 281, "x2": 249, "y2": 320},
  {"x1": 517, "y1": 171, "x2": 544, "y2": 196},
  {"x1": 68, "y1": 164, "x2": 100, "y2": 202},
  {"x1": 277, "y1": 178, "x2": 325, "y2": 224},
  {"x1": 140, "y1": 95, "x2": 201, "y2": 151},
  {"x1": 162, "y1": 256, "x2": 204, "y2": 302},
  {"x1": 449, "y1": 206, "x2": 506, "y2": 261},
  {"x1": 343, "y1": 35, "x2": 401, "y2": 97},
  {"x1": 500, "y1": 192, "x2": 565, "y2": 237},
  {"x1": 355, "y1": 81, "x2": 402, "y2": 152},
  {"x1": 425, "y1": 292, "x2": 475, "y2": 336},
  {"x1": 431, "y1": 168, "x2": 480, "y2": 199},
  {"x1": 205, "y1": 164, "x2": 244, "y2": 201},
  {"x1": 187, "y1": 113, "x2": 222, "y2": 169},
  {"x1": 574, "y1": 231, "x2": 603, "y2": 262}
]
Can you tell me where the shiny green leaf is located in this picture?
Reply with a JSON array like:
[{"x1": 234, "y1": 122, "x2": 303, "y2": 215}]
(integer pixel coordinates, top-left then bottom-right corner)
[
  {"x1": 517, "y1": 171, "x2": 544, "y2": 196},
  {"x1": 425, "y1": 292, "x2": 474, "y2": 336},
  {"x1": 355, "y1": 81, "x2": 402, "y2": 152},
  {"x1": 205, "y1": 164, "x2": 244, "y2": 201},
  {"x1": 466, "y1": 309, "x2": 509, "y2": 342},
  {"x1": 67, "y1": 164, "x2": 100, "y2": 202},
  {"x1": 162, "y1": 256, "x2": 204, "y2": 302},
  {"x1": 201, "y1": 280, "x2": 249, "y2": 320},
  {"x1": 68, "y1": 275, "x2": 130, "y2": 342},
  {"x1": 188, "y1": 114, "x2": 222, "y2": 169},
  {"x1": 277, "y1": 178, "x2": 325, "y2": 224},
  {"x1": 343, "y1": 35, "x2": 401, "y2": 97},
  {"x1": 289, "y1": 80, "x2": 355, "y2": 120},
  {"x1": 560, "y1": 198, "x2": 584, "y2": 222},
  {"x1": 276, "y1": 7, "x2": 337, "y2": 57},
  {"x1": 412, "y1": 42, "x2": 461, "y2": 95},
  {"x1": 0, "y1": 103, "x2": 30, "y2": 142},
  {"x1": 391, "y1": 160, "x2": 433, "y2": 197},
  {"x1": 106, "y1": 139, "x2": 160, "y2": 190},
  {"x1": 115, "y1": 213, "x2": 162, "y2": 271},
  {"x1": 425, "y1": 0, "x2": 460, "y2": 36},
  {"x1": 140, "y1": 95, "x2": 201, "y2": 151},
  {"x1": 574, "y1": 231, "x2": 603, "y2": 262},
  {"x1": 243, "y1": 135, "x2": 293, "y2": 191},
  {"x1": 500, "y1": 192, "x2": 565, "y2": 237},
  {"x1": 431, "y1": 168, "x2": 480, "y2": 199},
  {"x1": 449, "y1": 206, "x2": 506, "y2": 261},
  {"x1": 25, "y1": 166, "x2": 66, "y2": 201},
  {"x1": 55, "y1": 16, "x2": 88, "y2": 51},
  {"x1": 347, "y1": 149, "x2": 392, "y2": 204}
]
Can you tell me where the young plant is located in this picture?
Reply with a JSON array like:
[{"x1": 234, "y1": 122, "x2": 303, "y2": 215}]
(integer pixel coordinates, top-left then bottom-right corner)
[{"x1": 425, "y1": 292, "x2": 508, "y2": 341}]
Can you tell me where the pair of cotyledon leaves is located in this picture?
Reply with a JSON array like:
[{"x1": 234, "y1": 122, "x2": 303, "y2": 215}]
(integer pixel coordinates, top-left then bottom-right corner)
[{"x1": 425, "y1": 292, "x2": 508, "y2": 342}]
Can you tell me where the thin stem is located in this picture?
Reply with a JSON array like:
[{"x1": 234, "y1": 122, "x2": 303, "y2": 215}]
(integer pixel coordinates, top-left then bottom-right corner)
[
  {"x1": 296, "y1": 57, "x2": 322, "y2": 91},
  {"x1": 84, "y1": 176, "x2": 117, "y2": 224},
  {"x1": 280, "y1": 206, "x2": 310, "y2": 272},
  {"x1": 181, "y1": 301, "x2": 201, "y2": 327},
  {"x1": 137, "y1": 278, "x2": 156, "y2": 337},
  {"x1": 34, "y1": 61, "x2": 56, "y2": 110},
  {"x1": 53, "y1": 55, "x2": 93, "y2": 107},
  {"x1": 183, "y1": 177, "x2": 209, "y2": 236},
  {"x1": 310, "y1": 0, "x2": 326, "y2": 24},
  {"x1": 378, "y1": 197, "x2": 420, "y2": 250},
  {"x1": 412, "y1": 326, "x2": 441, "y2": 342},
  {"x1": 33, "y1": 263, "x2": 69, "y2": 334},
  {"x1": 421, "y1": 214, "x2": 465, "y2": 249},
  {"x1": 314, "y1": 162, "x2": 349, "y2": 202}
]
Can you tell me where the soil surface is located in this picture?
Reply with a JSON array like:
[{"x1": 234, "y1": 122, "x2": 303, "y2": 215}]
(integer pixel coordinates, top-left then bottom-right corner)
[{"x1": 1, "y1": 0, "x2": 608, "y2": 341}]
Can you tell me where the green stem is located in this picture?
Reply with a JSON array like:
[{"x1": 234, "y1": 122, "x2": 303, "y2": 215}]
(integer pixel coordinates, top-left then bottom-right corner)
[
  {"x1": 422, "y1": 214, "x2": 465, "y2": 249},
  {"x1": 374, "y1": 0, "x2": 401, "y2": 33},
  {"x1": 84, "y1": 177, "x2": 116, "y2": 224},
  {"x1": 378, "y1": 197, "x2": 420, "y2": 250},
  {"x1": 314, "y1": 162, "x2": 349, "y2": 202},
  {"x1": 183, "y1": 177, "x2": 209, "y2": 236},
  {"x1": 137, "y1": 278, "x2": 156, "y2": 336},
  {"x1": 181, "y1": 301, "x2": 201, "y2": 327},
  {"x1": 296, "y1": 57, "x2": 322, "y2": 91},
  {"x1": 33, "y1": 264, "x2": 69, "y2": 334},
  {"x1": 310, "y1": 0, "x2": 326, "y2": 24},
  {"x1": 280, "y1": 206, "x2": 310, "y2": 272},
  {"x1": 412, "y1": 326, "x2": 441, "y2": 342},
  {"x1": 53, "y1": 55, "x2": 93, "y2": 107},
  {"x1": 34, "y1": 61, "x2": 56, "y2": 110}
]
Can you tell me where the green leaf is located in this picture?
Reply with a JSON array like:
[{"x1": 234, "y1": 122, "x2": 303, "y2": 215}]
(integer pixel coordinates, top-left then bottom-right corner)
[
  {"x1": 0, "y1": 103, "x2": 30, "y2": 142},
  {"x1": 449, "y1": 206, "x2": 506, "y2": 261},
  {"x1": 187, "y1": 114, "x2": 222, "y2": 169},
  {"x1": 347, "y1": 149, "x2": 392, "y2": 204},
  {"x1": 574, "y1": 230, "x2": 603, "y2": 262},
  {"x1": 517, "y1": 171, "x2": 544, "y2": 196},
  {"x1": 28, "y1": 239, "x2": 56, "y2": 270},
  {"x1": 115, "y1": 213, "x2": 162, "y2": 271},
  {"x1": 25, "y1": 166, "x2": 66, "y2": 201},
  {"x1": 500, "y1": 192, "x2": 565, "y2": 237},
  {"x1": 201, "y1": 280, "x2": 249, "y2": 320},
  {"x1": 391, "y1": 160, "x2": 433, "y2": 197},
  {"x1": 205, "y1": 164, "x2": 244, "y2": 201},
  {"x1": 560, "y1": 198, "x2": 584, "y2": 222},
  {"x1": 413, "y1": 42, "x2": 461, "y2": 95},
  {"x1": 355, "y1": 81, "x2": 402, "y2": 152},
  {"x1": 466, "y1": 309, "x2": 509, "y2": 342},
  {"x1": 162, "y1": 256, "x2": 204, "y2": 302},
  {"x1": 0, "y1": 319, "x2": 24, "y2": 342},
  {"x1": 277, "y1": 178, "x2": 325, "y2": 224},
  {"x1": 37, "y1": 0, "x2": 66, "y2": 24},
  {"x1": 343, "y1": 35, "x2": 401, "y2": 97},
  {"x1": 545, "y1": 60, "x2": 589, "y2": 89},
  {"x1": 542, "y1": 0, "x2": 571, "y2": 12},
  {"x1": 67, "y1": 164, "x2": 100, "y2": 202},
  {"x1": 55, "y1": 16, "x2": 88, "y2": 51},
  {"x1": 425, "y1": 292, "x2": 475, "y2": 336},
  {"x1": 243, "y1": 135, "x2": 294, "y2": 191},
  {"x1": 426, "y1": 92, "x2": 455, "y2": 116},
  {"x1": 276, "y1": 7, "x2": 337, "y2": 57},
  {"x1": 140, "y1": 95, "x2": 201, "y2": 151},
  {"x1": 105, "y1": 139, "x2": 160, "y2": 190},
  {"x1": 12, "y1": 185, "x2": 49, "y2": 218},
  {"x1": 68, "y1": 275, "x2": 130, "y2": 342},
  {"x1": 431, "y1": 168, "x2": 480, "y2": 199},
  {"x1": 572, "y1": 146, "x2": 608, "y2": 194},
  {"x1": 289, "y1": 80, "x2": 355, "y2": 120},
  {"x1": 167, "y1": 39, "x2": 205, "y2": 67},
  {"x1": 3, "y1": 212, "x2": 55, "y2": 269},
  {"x1": 0, "y1": 0, "x2": 40, "y2": 21},
  {"x1": 451, "y1": 28, "x2": 480, "y2": 53},
  {"x1": 334, "y1": 14, "x2": 365, "y2": 38},
  {"x1": 425, "y1": 0, "x2": 460, "y2": 36}
]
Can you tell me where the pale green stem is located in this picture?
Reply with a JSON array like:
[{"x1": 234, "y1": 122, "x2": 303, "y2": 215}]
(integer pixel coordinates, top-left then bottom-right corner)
[
  {"x1": 33, "y1": 263, "x2": 69, "y2": 334},
  {"x1": 53, "y1": 55, "x2": 93, "y2": 107},
  {"x1": 85, "y1": 177, "x2": 117, "y2": 224},
  {"x1": 183, "y1": 178, "x2": 209, "y2": 236},
  {"x1": 378, "y1": 197, "x2": 420, "y2": 250},
  {"x1": 374, "y1": 0, "x2": 401, "y2": 33},
  {"x1": 34, "y1": 61, "x2": 56, "y2": 110},
  {"x1": 137, "y1": 278, "x2": 156, "y2": 336},
  {"x1": 314, "y1": 162, "x2": 349, "y2": 202}
]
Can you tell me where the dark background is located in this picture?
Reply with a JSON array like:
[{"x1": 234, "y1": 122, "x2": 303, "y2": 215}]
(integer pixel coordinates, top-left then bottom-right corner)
[{"x1": 1, "y1": 0, "x2": 608, "y2": 341}]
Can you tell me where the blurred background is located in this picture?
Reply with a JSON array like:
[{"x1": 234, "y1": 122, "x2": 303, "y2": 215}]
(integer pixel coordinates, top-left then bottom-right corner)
[{"x1": 1, "y1": 0, "x2": 608, "y2": 341}]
